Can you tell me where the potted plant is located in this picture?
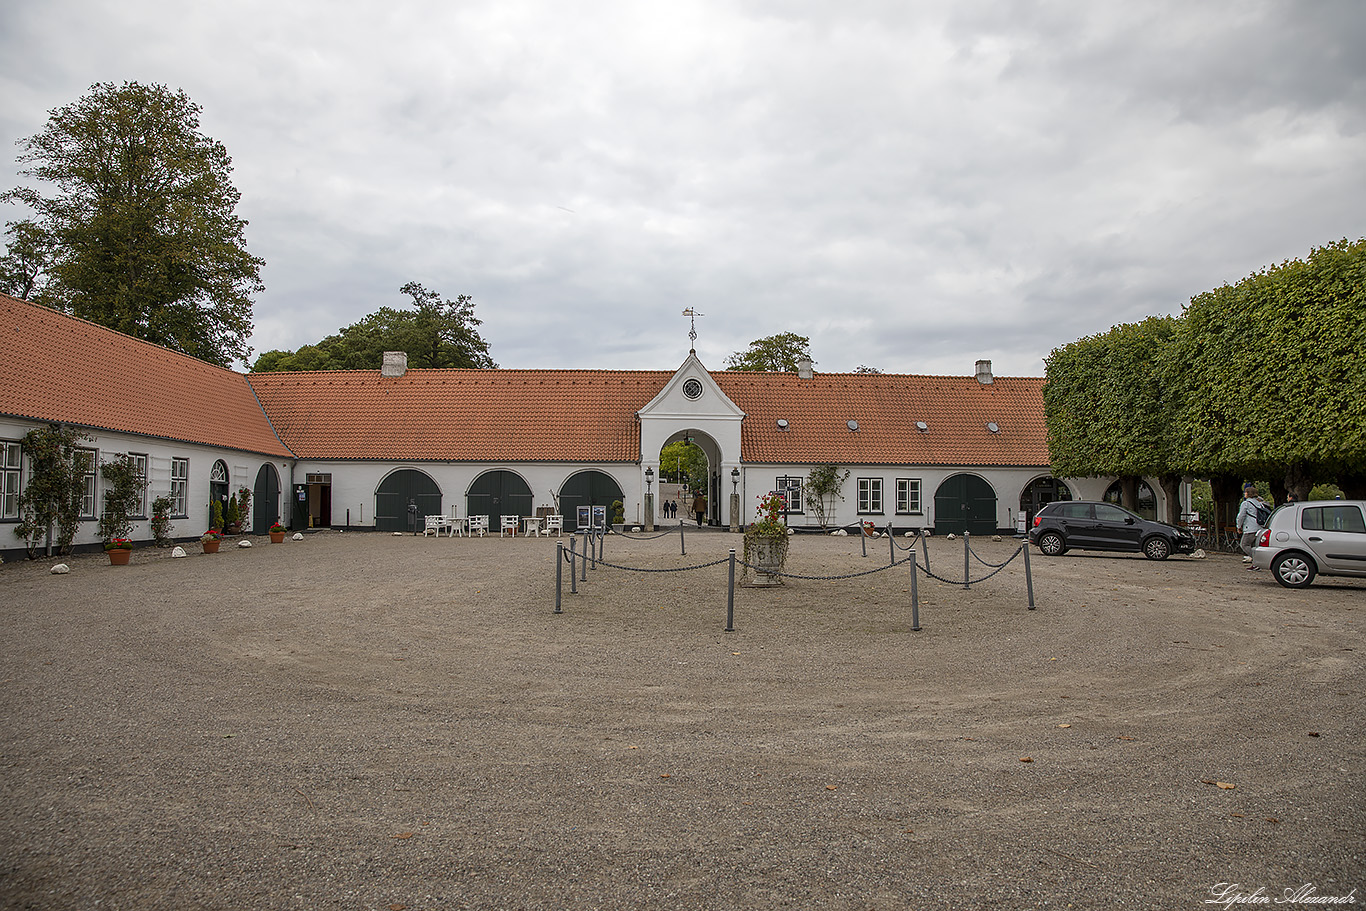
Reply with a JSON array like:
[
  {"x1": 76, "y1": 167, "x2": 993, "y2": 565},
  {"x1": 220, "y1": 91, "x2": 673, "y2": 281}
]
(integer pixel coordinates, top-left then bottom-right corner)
[
  {"x1": 269, "y1": 521, "x2": 286, "y2": 544},
  {"x1": 97, "y1": 454, "x2": 146, "y2": 565},
  {"x1": 104, "y1": 536, "x2": 134, "y2": 565},
  {"x1": 201, "y1": 529, "x2": 223, "y2": 554},
  {"x1": 742, "y1": 491, "x2": 790, "y2": 586},
  {"x1": 610, "y1": 499, "x2": 625, "y2": 532},
  {"x1": 211, "y1": 501, "x2": 224, "y2": 534}
]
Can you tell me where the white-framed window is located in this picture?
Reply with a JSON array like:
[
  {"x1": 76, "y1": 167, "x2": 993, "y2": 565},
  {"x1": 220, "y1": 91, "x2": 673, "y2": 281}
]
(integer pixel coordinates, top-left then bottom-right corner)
[
  {"x1": 857, "y1": 478, "x2": 883, "y2": 514},
  {"x1": 776, "y1": 476, "x2": 803, "y2": 513},
  {"x1": 2, "y1": 440, "x2": 21, "y2": 520},
  {"x1": 896, "y1": 478, "x2": 922, "y2": 514},
  {"x1": 170, "y1": 458, "x2": 189, "y2": 517},
  {"x1": 130, "y1": 453, "x2": 148, "y2": 517},
  {"x1": 76, "y1": 448, "x2": 97, "y2": 519}
]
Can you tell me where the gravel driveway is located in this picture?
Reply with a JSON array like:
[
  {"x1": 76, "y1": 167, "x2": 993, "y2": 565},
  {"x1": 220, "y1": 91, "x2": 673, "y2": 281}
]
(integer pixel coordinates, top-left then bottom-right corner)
[{"x1": 1, "y1": 529, "x2": 1362, "y2": 910}]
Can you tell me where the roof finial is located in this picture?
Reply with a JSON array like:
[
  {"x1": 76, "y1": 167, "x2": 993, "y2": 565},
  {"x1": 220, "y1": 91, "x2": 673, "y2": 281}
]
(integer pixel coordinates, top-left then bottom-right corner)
[{"x1": 681, "y1": 308, "x2": 703, "y2": 353}]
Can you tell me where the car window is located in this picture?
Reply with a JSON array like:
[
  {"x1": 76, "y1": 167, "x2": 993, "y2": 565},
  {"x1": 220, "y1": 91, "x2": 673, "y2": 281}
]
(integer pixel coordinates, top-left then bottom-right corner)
[
  {"x1": 1302, "y1": 505, "x2": 1366, "y2": 534},
  {"x1": 1058, "y1": 503, "x2": 1093, "y2": 519},
  {"x1": 1094, "y1": 504, "x2": 1131, "y2": 523}
]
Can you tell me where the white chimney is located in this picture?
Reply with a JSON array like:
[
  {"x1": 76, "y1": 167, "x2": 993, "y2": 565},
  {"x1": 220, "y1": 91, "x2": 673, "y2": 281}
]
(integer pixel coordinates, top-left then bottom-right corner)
[
  {"x1": 797, "y1": 357, "x2": 814, "y2": 379},
  {"x1": 975, "y1": 359, "x2": 993, "y2": 385},
  {"x1": 381, "y1": 351, "x2": 408, "y2": 377}
]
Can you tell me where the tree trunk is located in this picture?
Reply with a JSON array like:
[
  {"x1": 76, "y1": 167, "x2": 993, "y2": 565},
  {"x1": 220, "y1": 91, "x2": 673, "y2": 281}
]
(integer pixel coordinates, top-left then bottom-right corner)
[
  {"x1": 1158, "y1": 474, "x2": 1183, "y2": 525},
  {"x1": 1210, "y1": 474, "x2": 1242, "y2": 533},
  {"x1": 1283, "y1": 462, "x2": 1315, "y2": 501},
  {"x1": 1120, "y1": 476, "x2": 1139, "y2": 512}
]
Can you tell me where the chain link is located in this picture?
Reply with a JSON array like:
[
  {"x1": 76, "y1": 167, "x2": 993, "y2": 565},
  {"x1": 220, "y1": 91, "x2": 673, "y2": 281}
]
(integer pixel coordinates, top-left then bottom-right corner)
[{"x1": 592, "y1": 556, "x2": 732, "y2": 574}]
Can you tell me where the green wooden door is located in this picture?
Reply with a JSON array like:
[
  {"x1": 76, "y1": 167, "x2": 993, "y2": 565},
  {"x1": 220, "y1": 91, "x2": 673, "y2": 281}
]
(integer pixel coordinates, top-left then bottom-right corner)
[
  {"x1": 466, "y1": 470, "x2": 533, "y2": 531},
  {"x1": 933, "y1": 473, "x2": 998, "y2": 535},
  {"x1": 558, "y1": 470, "x2": 625, "y2": 531},
  {"x1": 375, "y1": 469, "x2": 442, "y2": 533}
]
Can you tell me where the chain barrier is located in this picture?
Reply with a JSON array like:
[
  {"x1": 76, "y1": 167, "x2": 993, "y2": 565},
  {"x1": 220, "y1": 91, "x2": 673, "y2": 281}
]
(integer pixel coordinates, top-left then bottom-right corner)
[
  {"x1": 592, "y1": 556, "x2": 732, "y2": 574},
  {"x1": 745, "y1": 554, "x2": 914, "y2": 581},
  {"x1": 967, "y1": 539, "x2": 1018, "y2": 568},
  {"x1": 888, "y1": 530, "x2": 923, "y2": 552},
  {"x1": 919, "y1": 543, "x2": 1026, "y2": 585},
  {"x1": 610, "y1": 525, "x2": 682, "y2": 541}
]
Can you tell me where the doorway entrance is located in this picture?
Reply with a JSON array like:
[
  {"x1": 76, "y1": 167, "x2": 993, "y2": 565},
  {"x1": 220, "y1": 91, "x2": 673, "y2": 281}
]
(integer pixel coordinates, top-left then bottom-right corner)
[
  {"x1": 306, "y1": 472, "x2": 332, "y2": 527},
  {"x1": 375, "y1": 469, "x2": 440, "y2": 532},
  {"x1": 933, "y1": 473, "x2": 998, "y2": 535},
  {"x1": 209, "y1": 460, "x2": 230, "y2": 529},
  {"x1": 253, "y1": 463, "x2": 281, "y2": 531},
  {"x1": 559, "y1": 470, "x2": 624, "y2": 532},
  {"x1": 1019, "y1": 477, "x2": 1071, "y2": 528},
  {"x1": 467, "y1": 470, "x2": 533, "y2": 532}
]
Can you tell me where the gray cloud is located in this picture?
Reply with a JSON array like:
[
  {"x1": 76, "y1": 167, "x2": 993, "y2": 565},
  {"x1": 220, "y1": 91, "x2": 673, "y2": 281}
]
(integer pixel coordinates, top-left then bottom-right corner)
[{"x1": 2, "y1": 0, "x2": 1362, "y2": 375}]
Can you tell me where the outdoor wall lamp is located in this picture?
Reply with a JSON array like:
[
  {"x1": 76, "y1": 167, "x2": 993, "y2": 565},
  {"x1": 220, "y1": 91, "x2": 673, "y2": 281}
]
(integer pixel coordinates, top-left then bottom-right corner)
[
  {"x1": 645, "y1": 466, "x2": 654, "y2": 491},
  {"x1": 731, "y1": 467, "x2": 740, "y2": 492}
]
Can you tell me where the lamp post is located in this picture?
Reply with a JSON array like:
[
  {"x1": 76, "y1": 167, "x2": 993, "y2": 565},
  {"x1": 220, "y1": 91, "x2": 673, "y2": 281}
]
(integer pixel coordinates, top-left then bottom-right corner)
[
  {"x1": 729, "y1": 467, "x2": 741, "y2": 533},
  {"x1": 644, "y1": 466, "x2": 655, "y2": 533}
]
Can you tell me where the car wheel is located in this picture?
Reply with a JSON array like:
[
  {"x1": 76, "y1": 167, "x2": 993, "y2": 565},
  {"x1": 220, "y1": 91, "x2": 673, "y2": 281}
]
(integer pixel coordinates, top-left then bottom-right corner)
[
  {"x1": 1142, "y1": 536, "x2": 1170, "y2": 561},
  {"x1": 1037, "y1": 531, "x2": 1066, "y2": 556},
  {"x1": 1271, "y1": 552, "x2": 1316, "y2": 589}
]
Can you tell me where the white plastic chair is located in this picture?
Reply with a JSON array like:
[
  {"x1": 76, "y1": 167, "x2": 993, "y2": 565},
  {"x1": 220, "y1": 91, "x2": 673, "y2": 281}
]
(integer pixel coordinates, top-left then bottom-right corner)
[
  {"x1": 501, "y1": 515, "x2": 519, "y2": 537},
  {"x1": 544, "y1": 515, "x2": 563, "y2": 537}
]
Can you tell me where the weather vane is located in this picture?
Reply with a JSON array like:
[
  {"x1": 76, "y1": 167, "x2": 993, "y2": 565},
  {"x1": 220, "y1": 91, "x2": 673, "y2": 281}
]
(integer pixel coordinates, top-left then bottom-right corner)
[{"x1": 682, "y1": 308, "x2": 704, "y2": 351}]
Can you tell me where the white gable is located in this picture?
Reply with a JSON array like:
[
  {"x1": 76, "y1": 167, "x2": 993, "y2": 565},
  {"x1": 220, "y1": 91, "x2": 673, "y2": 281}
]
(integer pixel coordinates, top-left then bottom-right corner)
[{"x1": 637, "y1": 352, "x2": 744, "y2": 421}]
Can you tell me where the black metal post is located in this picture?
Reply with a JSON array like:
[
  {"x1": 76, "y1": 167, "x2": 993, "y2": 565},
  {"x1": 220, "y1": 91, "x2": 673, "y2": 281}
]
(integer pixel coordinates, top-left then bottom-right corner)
[
  {"x1": 963, "y1": 531, "x2": 971, "y2": 590},
  {"x1": 555, "y1": 542, "x2": 563, "y2": 613},
  {"x1": 910, "y1": 548, "x2": 921, "y2": 631},
  {"x1": 725, "y1": 548, "x2": 735, "y2": 632},
  {"x1": 680, "y1": 522, "x2": 686, "y2": 556},
  {"x1": 888, "y1": 523, "x2": 894, "y2": 565},
  {"x1": 1023, "y1": 542, "x2": 1035, "y2": 610},
  {"x1": 922, "y1": 531, "x2": 931, "y2": 571},
  {"x1": 569, "y1": 537, "x2": 578, "y2": 594},
  {"x1": 861, "y1": 525, "x2": 867, "y2": 557}
]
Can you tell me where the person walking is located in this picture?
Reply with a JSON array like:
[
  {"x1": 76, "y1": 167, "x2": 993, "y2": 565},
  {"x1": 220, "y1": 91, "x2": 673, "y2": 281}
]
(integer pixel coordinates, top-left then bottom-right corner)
[
  {"x1": 1236, "y1": 483, "x2": 1268, "y2": 569},
  {"x1": 692, "y1": 493, "x2": 706, "y2": 527}
]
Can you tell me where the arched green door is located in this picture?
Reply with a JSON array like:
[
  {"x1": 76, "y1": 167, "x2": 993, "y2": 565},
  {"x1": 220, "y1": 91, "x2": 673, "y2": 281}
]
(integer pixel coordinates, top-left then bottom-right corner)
[
  {"x1": 559, "y1": 470, "x2": 624, "y2": 532},
  {"x1": 467, "y1": 470, "x2": 533, "y2": 531},
  {"x1": 375, "y1": 469, "x2": 442, "y2": 533},
  {"x1": 253, "y1": 463, "x2": 281, "y2": 532},
  {"x1": 933, "y1": 473, "x2": 998, "y2": 535}
]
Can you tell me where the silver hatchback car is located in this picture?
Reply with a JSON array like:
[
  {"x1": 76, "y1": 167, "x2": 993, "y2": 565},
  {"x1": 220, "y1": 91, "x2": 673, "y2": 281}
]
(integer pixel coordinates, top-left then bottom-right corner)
[{"x1": 1252, "y1": 500, "x2": 1366, "y2": 588}]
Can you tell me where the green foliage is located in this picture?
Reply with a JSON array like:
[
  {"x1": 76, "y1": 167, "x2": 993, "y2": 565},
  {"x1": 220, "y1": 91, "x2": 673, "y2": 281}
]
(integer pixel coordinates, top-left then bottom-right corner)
[
  {"x1": 0, "y1": 219, "x2": 57, "y2": 302},
  {"x1": 12, "y1": 425, "x2": 90, "y2": 557},
  {"x1": 724, "y1": 332, "x2": 814, "y2": 372},
  {"x1": 251, "y1": 282, "x2": 496, "y2": 372},
  {"x1": 610, "y1": 499, "x2": 624, "y2": 524},
  {"x1": 3, "y1": 81, "x2": 263, "y2": 367},
  {"x1": 1169, "y1": 237, "x2": 1366, "y2": 492},
  {"x1": 235, "y1": 486, "x2": 251, "y2": 530},
  {"x1": 743, "y1": 491, "x2": 790, "y2": 571},
  {"x1": 211, "y1": 500, "x2": 224, "y2": 531},
  {"x1": 659, "y1": 440, "x2": 709, "y2": 485},
  {"x1": 803, "y1": 463, "x2": 849, "y2": 528},
  {"x1": 97, "y1": 454, "x2": 146, "y2": 544},
  {"x1": 224, "y1": 493, "x2": 240, "y2": 528},
  {"x1": 150, "y1": 496, "x2": 175, "y2": 547}
]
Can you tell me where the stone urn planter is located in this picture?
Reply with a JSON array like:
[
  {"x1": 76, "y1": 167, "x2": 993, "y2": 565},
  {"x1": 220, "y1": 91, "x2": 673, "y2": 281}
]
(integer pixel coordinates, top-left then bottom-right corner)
[{"x1": 745, "y1": 536, "x2": 788, "y2": 586}]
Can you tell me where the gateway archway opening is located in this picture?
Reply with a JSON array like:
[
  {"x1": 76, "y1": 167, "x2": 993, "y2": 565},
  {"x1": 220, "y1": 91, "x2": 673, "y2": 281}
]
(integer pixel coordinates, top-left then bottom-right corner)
[{"x1": 659, "y1": 430, "x2": 719, "y2": 526}]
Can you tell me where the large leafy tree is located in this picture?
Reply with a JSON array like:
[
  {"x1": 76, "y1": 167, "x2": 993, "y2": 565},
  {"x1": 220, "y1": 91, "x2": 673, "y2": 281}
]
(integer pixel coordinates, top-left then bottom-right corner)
[
  {"x1": 724, "y1": 332, "x2": 814, "y2": 372},
  {"x1": 252, "y1": 282, "x2": 496, "y2": 372},
  {"x1": 1043, "y1": 317, "x2": 1183, "y2": 519},
  {"x1": 1169, "y1": 237, "x2": 1366, "y2": 500},
  {"x1": 3, "y1": 81, "x2": 263, "y2": 367}
]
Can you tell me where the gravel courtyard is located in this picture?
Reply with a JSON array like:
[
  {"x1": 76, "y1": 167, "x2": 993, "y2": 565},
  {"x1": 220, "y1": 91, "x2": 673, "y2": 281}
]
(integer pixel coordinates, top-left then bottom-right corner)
[{"x1": 1, "y1": 528, "x2": 1362, "y2": 910}]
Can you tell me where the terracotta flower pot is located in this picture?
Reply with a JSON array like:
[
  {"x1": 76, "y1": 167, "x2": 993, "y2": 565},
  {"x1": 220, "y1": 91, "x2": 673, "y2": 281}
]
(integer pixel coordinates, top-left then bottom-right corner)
[
  {"x1": 108, "y1": 548, "x2": 131, "y2": 565},
  {"x1": 269, "y1": 531, "x2": 285, "y2": 544},
  {"x1": 202, "y1": 540, "x2": 220, "y2": 554}
]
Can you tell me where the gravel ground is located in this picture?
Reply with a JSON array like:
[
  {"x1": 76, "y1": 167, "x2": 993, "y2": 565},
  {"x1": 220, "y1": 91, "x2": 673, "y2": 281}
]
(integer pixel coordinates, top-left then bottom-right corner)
[{"x1": 1, "y1": 528, "x2": 1362, "y2": 910}]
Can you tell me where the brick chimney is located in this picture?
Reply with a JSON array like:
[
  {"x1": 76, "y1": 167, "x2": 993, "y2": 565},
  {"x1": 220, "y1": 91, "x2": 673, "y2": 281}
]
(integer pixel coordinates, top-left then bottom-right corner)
[
  {"x1": 381, "y1": 351, "x2": 408, "y2": 377},
  {"x1": 975, "y1": 359, "x2": 993, "y2": 385}
]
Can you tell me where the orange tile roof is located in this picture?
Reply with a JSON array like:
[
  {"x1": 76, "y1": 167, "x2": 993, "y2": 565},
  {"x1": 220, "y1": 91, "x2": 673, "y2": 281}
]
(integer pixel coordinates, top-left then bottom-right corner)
[
  {"x1": 717, "y1": 371, "x2": 1048, "y2": 466},
  {"x1": 246, "y1": 369, "x2": 674, "y2": 461},
  {"x1": 248, "y1": 365, "x2": 1048, "y2": 467},
  {"x1": 0, "y1": 294, "x2": 292, "y2": 457}
]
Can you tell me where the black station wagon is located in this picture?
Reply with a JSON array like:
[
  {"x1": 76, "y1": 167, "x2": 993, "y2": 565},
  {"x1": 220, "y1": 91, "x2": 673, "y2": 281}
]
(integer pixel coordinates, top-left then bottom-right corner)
[{"x1": 1028, "y1": 500, "x2": 1197, "y2": 561}]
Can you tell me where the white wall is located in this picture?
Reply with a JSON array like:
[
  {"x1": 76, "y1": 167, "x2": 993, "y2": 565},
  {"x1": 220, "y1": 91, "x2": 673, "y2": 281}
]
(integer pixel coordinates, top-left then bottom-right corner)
[{"x1": 1, "y1": 418, "x2": 288, "y2": 553}]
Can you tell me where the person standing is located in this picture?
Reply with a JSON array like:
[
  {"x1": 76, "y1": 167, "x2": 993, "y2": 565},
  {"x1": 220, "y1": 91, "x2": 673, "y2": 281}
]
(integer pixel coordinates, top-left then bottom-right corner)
[{"x1": 1236, "y1": 483, "x2": 1268, "y2": 569}]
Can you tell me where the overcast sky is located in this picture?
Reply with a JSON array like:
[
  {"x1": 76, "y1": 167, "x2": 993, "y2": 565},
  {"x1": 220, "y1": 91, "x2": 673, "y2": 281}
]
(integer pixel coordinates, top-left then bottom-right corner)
[{"x1": 2, "y1": 1, "x2": 1363, "y2": 376}]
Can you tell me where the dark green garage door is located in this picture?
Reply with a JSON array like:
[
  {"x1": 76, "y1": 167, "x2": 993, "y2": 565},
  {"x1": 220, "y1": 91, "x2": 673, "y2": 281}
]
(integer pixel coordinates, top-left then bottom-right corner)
[
  {"x1": 559, "y1": 470, "x2": 624, "y2": 532},
  {"x1": 933, "y1": 473, "x2": 998, "y2": 535},
  {"x1": 467, "y1": 470, "x2": 533, "y2": 531},
  {"x1": 375, "y1": 469, "x2": 442, "y2": 533},
  {"x1": 252, "y1": 463, "x2": 281, "y2": 533}
]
